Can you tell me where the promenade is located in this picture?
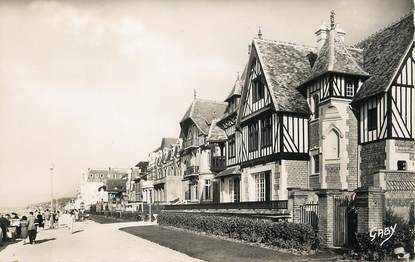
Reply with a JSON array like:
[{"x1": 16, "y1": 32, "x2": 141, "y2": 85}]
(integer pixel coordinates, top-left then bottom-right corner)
[{"x1": 0, "y1": 220, "x2": 199, "y2": 262}]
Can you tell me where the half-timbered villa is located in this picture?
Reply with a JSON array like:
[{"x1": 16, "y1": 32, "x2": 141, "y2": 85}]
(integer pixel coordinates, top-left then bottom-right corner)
[{"x1": 211, "y1": 11, "x2": 415, "y2": 208}]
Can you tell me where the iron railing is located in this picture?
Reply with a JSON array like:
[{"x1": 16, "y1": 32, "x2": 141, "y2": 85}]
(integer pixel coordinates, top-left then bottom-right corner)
[
  {"x1": 183, "y1": 137, "x2": 205, "y2": 149},
  {"x1": 184, "y1": 166, "x2": 199, "y2": 178},
  {"x1": 164, "y1": 200, "x2": 288, "y2": 210}
]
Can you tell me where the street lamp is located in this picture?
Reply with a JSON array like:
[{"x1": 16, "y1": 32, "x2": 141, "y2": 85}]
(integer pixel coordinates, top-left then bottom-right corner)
[{"x1": 50, "y1": 163, "x2": 55, "y2": 211}]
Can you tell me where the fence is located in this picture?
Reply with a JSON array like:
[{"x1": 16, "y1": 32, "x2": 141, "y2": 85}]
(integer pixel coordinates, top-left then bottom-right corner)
[
  {"x1": 299, "y1": 202, "x2": 319, "y2": 230},
  {"x1": 164, "y1": 200, "x2": 288, "y2": 211}
]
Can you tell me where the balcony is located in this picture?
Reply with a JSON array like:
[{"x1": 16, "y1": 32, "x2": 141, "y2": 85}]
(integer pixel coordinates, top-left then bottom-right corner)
[
  {"x1": 211, "y1": 156, "x2": 226, "y2": 172},
  {"x1": 183, "y1": 137, "x2": 205, "y2": 149},
  {"x1": 183, "y1": 166, "x2": 199, "y2": 179}
]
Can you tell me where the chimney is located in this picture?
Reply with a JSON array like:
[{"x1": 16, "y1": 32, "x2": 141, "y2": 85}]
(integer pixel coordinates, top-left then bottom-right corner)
[
  {"x1": 315, "y1": 23, "x2": 329, "y2": 49},
  {"x1": 336, "y1": 24, "x2": 346, "y2": 42}
]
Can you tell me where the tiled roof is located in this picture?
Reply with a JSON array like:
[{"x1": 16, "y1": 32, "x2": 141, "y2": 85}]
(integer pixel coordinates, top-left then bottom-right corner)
[
  {"x1": 180, "y1": 99, "x2": 227, "y2": 134},
  {"x1": 225, "y1": 65, "x2": 247, "y2": 102},
  {"x1": 308, "y1": 29, "x2": 369, "y2": 81},
  {"x1": 353, "y1": 13, "x2": 414, "y2": 102},
  {"x1": 207, "y1": 119, "x2": 227, "y2": 142},
  {"x1": 253, "y1": 38, "x2": 313, "y2": 114},
  {"x1": 215, "y1": 166, "x2": 241, "y2": 179},
  {"x1": 154, "y1": 137, "x2": 179, "y2": 152},
  {"x1": 387, "y1": 180, "x2": 415, "y2": 191},
  {"x1": 105, "y1": 179, "x2": 126, "y2": 192}
]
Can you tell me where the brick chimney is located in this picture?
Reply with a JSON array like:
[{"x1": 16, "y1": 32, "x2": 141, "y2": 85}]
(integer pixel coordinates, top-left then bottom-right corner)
[
  {"x1": 336, "y1": 24, "x2": 346, "y2": 42},
  {"x1": 315, "y1": 23, "x2": 329, "y2": 49}
]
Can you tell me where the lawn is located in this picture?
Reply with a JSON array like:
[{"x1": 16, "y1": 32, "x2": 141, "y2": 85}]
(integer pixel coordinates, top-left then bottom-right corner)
[
  {"x1": 88, "y1": 214, "x2": 137, "y2": 224},
  {"x1": 121, "y1": 225, "x2": 341, "y2": 262}
]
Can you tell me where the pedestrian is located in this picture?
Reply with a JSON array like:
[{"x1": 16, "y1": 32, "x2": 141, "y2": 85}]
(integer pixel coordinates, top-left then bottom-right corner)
[
  {"x1": 49, "y1": 211, "x2": 55, "y2": 229},
  {"x1": 68, "y1": 210, "x2": 75, "y2": 234},
  {"x1": 20, "y1": 216, "x2": 29, "y2": 245},
  {"x1": 0, "y1": 214, "x2": 10, "y2": 242},
  {"x1": 27, "y1": 212, "x2": 37, "y2": 245},
  {"x1": 44, "y1": 209, "x2": 51, "y2": 229},
  {"x1": 36, "y1": 211, "x2": 44, "y2": 231}
]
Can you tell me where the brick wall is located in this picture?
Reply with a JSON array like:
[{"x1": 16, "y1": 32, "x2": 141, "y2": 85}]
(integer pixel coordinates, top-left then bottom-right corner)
[
  {"x1": 360, "y1": 140, "x2": 387, "y2": 186},
  {"x1": 273, "y1": 163, "x2": 281, "y2": 199},
  {"x1": 309, "y1": 121, "x2": 319, "y2": 149},
  {"x1": 285, "y1": 160, "x2": 308, "y2": 189},
  {"x1": 384, "y1": 171, "x2": 415, "y2": 219},
  {"x1": 355, "y1": 187, "x2": 385, "y2": 233},
  {"x1": 309, "y1": 175, "x2": 320, "y2": 189},
  {"x1": 325, "y1": 163, "x2": 341, "y2": 189},
  {"x1": 346, "y1": 109, "x2": 358, "y2": 190}
]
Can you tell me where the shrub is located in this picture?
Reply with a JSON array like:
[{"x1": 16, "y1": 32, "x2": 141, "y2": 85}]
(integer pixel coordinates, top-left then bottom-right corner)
[
  {"x1": 352, "y1": 208, "x2": 415, "y2": 260},
  {"x1": 157, "y1": 212, "x2": 319, "y2": 252}
]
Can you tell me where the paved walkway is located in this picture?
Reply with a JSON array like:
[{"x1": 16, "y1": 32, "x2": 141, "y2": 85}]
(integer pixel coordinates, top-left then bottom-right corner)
[{"x1": 0, "y1": 221, "x2": 199, "y2": 262}]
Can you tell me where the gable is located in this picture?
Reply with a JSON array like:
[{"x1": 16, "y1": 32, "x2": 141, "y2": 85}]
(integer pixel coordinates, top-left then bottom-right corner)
[
  {"x1": 353, "y1": 13, "x2": 414, "y2": 103},
  {"x1": 239, "y1": 50, "x2": 273, "y2": 120}
]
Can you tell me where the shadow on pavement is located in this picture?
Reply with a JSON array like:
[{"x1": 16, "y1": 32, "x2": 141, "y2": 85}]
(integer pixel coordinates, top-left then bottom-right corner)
[
  {"x1": 35, "y1": 238, "x2": 56, "y2": 244},
  {"x1": 0, "y1": 239, "x2": 22, "y2": 252},
  {"x1": 72, "y1": 230, "x2": 84, "y2": 234}
]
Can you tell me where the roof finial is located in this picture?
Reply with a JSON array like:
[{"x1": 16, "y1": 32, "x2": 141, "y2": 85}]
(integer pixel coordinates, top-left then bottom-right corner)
[
  {"x1": 248, "y1": 44, "x2": 251, "y2": 55},
  {"x1": 236, "y1": 71, "x2": 240, "y2": 80},
  {"x1": 258, "y1": 25, "x2": 263, "y2": 39},
  {"x1": 330, "y1": 10, "x2": 336, "y2": 30},
  {"x1": 194, "y1": 89, "x2": 197, "y2": 99}
]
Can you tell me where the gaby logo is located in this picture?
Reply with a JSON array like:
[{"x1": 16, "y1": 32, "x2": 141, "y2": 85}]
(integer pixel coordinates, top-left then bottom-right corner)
[{"x1": 370, "y1": 224, "x2": 397, "y2": 246}]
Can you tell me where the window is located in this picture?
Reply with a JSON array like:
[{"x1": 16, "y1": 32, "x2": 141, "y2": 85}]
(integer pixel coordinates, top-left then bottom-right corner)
[
  {"x1": 313, "y1": 95, "x2": 319, "y2": 119},
  {"x1": 397, "y1": 160, "x2": 407, "y2": 171},
  {"x1": 204, "y1": 180, "x2": 211, "y2": 200},
  {"x1": 228, "y1": 178, "x2": 240, "y2": 203},
  {"x1": 255, "y1": 173, "x2": 265, "y2": 201},
  {"x1": 261, "y1": 116, "x2": 272, "y2": 148},
  {"x1": 248, "y1": 122, "x2": 259, "y2": 151},
  {"x1": 345, "y1": 78, "x2": 355, "y2": 97},
  {"x1": 228, "y1": 135, "x2": 236, "y2": 158},
  {"x1": 327, "y1": 130, "x2": 340, "y2": 159},
  {"x1": 252, "y1": 77, "x2": 264, "y2": 103},
  {"x1": 313, "y1": 155, "x2": 320, "y2": 174},
  {"x1": 368, "y1": 107, "x2": 377, "y2": 131}
]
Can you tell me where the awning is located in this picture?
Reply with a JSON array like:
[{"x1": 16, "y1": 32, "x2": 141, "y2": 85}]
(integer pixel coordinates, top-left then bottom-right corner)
[{"x1": 215, "y1": 166, "x2": 241, "y2": 179}]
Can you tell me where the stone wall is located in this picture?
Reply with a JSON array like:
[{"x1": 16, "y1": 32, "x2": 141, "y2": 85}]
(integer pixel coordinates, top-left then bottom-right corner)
[
  {"x1": 325, "y1": 163, "x2": 341, "y2": 189},
  {"x1": 285, "y1": 160, "x2": 309, "y2": 189},
  {"x1": 309, "y1": 175, "x2": 320, "y2": 189},
  {"x1": 346, "y1": 109, "x2": 358, "y2": 190},
  {"x1": 360, "y1": 140, "x2": 387, "y2": 185}
]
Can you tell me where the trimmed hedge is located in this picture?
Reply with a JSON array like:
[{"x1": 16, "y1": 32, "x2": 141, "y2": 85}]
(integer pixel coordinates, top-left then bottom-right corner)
[{"x1": 157, "y1": 212, "x2": 319, "y2": 251}]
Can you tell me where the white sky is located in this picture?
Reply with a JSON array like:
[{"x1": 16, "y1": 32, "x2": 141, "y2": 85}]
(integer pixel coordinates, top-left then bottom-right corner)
[{"x1": 0, "y1": 0, "x2": 411, "y2": 208}]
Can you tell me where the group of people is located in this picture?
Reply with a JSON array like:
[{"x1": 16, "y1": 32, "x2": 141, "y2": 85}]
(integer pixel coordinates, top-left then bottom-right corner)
[{"x1": 0, "y1": 209, "x2": 61, "y2": 246}]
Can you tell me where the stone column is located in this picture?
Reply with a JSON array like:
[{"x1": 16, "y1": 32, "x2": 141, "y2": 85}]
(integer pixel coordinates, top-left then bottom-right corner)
[
  {"x1": 317, "y1": 189, "x2": 341, "y2": 247},
  {"x1": 354, "y1": 186, "x2": 385, "y2": 233},
  {"x1": 288, "y1": 188, "x2": 311, "y2": 223}
]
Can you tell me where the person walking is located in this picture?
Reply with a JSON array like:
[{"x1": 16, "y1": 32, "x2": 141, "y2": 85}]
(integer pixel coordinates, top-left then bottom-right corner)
[
  {"x1": 36, "y1": 211, "x2": 44, "y2": 231},
  {"x1": 44, "y1": 209, "x2": 51, "y2": 229},
  {"x1": 49, "y1": 211, "x2": 55, "y2": 229},
  {"x1": 0, "y1": 214, "x2": 10, "y2": 242},
  {"x1": 68, "y1": 210, "x2": 75, "y2": 234},
  {"x1": 20, "y1": 216, "x2": 29, "y2": 245},
  {"x1": 27, "y1": 212, "x2": 37, "y2": 245}
]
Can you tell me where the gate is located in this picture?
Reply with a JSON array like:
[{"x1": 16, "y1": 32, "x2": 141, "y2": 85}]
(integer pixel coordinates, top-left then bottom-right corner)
[
  {"x1": 333, "y1": 195, "x2": 357, "y2": 247},
  {"x1": 299, "y1": 202, "x2": 319, "y2": 230}
]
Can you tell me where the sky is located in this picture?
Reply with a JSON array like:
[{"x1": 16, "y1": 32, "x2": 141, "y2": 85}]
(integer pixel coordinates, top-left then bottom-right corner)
[{"x1": 0, "y1": 0, "x2": 411, "y2": 208}]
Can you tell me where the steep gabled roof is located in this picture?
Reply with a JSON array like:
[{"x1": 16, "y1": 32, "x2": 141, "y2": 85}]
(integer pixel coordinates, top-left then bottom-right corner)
[
  {"x1": 154, "y1": 137, "x2": 179, "y2": 152},
  {"x1": 207, "y1": 119, "x2": 227, "y2": 142},
  {"x1": 308, "y1": 28, "x2": 369, "y2": 81},
  {"x1": 180, "y1": 99, "x2": 227, "y2": 135},
  {"x1": 252, "y1": 38, "x2": 313, "y2": 115},
  {"x1": 225, "y1": 65, "x2": 247, "y2": 102},
  {"x1": 353, "y1": 13, "x2": 414, "y2": 103}
]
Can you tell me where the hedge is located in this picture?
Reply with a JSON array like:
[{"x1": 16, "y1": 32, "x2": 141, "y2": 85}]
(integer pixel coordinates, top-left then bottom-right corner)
[{"x1": 157, "y1": 212, "x2": 319, "y2": 251}]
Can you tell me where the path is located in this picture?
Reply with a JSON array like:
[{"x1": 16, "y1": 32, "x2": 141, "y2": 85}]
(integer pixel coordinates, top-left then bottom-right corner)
[{"x1": 0, "y1": 220, "x2": 200, "y2": 262}]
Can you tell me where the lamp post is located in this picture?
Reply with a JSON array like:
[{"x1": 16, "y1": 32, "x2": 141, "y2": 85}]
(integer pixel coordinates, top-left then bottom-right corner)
[{"x1": 50, "y1": 163, "x2": 55, "y2": 211}]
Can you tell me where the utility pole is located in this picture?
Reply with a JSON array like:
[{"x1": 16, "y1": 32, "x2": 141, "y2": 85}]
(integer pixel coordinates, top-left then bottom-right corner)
[{"x1": 50, "y1": 163, "x2": 54, "y2": 211}]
